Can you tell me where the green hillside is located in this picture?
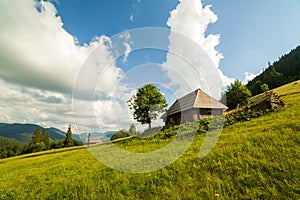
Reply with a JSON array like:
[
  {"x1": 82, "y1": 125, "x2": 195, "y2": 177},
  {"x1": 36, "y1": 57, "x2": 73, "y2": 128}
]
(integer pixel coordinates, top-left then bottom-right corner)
[
  {"x1": 247, "y1": 46, "x2": 300, "y2": 95},
  {"x1": 0, "y1": 124, "x2": 67, "y2": 143},
  {"x1": 0, "y1": 136, "x2": 24, "y2": 149},
  {"x1": 0, "y1": 81, "x2": 299, "y2": 199}
]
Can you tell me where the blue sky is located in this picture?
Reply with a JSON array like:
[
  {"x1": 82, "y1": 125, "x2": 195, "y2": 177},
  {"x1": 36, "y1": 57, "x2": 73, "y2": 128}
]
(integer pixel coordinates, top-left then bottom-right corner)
[
  {"x1": 53, "y1": 0, "x2": 300, "y2": 81},
  {"x1": 0, "y1": 0, "x2": 299, "y2": 132}
]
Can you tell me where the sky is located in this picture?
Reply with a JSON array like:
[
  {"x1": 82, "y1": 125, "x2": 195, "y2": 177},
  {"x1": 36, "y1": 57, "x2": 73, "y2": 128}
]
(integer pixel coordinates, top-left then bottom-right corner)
[{"x1": 0, "y1": 0, "x2": 299, "y2": 133}]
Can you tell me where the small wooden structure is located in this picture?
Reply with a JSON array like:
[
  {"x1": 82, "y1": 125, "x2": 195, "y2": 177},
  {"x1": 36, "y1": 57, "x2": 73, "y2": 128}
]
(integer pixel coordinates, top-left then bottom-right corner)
[
  {"x1": 236, "y1": 91, "x2": 284, "y2": 112},
  {"x1": 87, "y1": 138, "x2": 102, "y2": 146},
  {"x1": 162, "y1": 89, "x2": 228, "y2": 125}
]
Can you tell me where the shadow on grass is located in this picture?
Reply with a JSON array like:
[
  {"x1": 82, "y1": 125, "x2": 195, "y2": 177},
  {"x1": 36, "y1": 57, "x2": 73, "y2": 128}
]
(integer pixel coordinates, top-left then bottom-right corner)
[
  {"x1": 279, "y1": 91, "x2": 300, "y2": 97},
  {"x1": 0, "y1": 146, "x2": 85, "y2": 164}
]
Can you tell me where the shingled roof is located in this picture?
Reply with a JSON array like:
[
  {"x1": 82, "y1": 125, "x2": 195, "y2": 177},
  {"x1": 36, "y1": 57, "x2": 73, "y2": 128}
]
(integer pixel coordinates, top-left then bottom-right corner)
[{"x1": 165, "y1": 89, "x2": 227, "y2": 116}]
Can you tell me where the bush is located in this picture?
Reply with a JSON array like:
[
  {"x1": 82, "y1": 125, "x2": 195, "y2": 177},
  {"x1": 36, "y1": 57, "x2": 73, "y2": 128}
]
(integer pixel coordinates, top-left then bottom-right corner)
[
  {"x1": 50, "y1": 140, "x2": 64, "y2": 149},
  {"x1": 110, "y1": 130, "x2": 130, "y2": 141}
]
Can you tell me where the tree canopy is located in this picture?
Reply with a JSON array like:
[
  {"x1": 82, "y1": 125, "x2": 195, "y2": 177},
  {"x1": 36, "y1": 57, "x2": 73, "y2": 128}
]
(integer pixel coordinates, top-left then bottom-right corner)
[
  {"x1": 222, "y1": 80, "x2": 252, "y2": 110},
  {"x1": 247, "y1": 46, "x2": 300, "y2": 95},
  {"x1": 128, "y1": 84, "x2": 167, "y2": 129},
  {"x1": 63, "y1": 125, "x2": 74, "y2": 147},
  {"x1": 28, "y1": 128, "x2": 51, "y2": 153}
]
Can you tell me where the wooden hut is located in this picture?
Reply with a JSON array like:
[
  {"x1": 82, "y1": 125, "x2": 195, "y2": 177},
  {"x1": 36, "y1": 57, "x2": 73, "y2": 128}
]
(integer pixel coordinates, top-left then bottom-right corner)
[
  {"x1": 236, "y1": 91, "x2": 284, "y2": 112},
  {"x1": 162, "y1": 89, "x2": 228, "y2": 125}
]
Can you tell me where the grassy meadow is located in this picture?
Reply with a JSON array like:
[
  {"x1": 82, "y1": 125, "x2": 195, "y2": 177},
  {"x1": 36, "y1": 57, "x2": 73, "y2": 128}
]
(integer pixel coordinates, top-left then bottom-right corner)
[{"x1": 0, "y1": 80, "x2": 299, "y2": 199}]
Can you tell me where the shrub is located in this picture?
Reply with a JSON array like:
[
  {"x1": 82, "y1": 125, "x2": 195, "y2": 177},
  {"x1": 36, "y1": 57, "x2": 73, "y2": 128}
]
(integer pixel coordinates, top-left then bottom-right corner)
[{"x1": 110, "y1": 130, "x2": 130, "y2": 141}]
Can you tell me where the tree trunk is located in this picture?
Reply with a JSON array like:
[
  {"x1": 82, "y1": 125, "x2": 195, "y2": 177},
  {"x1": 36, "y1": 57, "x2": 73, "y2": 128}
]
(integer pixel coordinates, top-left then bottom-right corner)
[{"x1": 148, "y1": 123, "x2": 151, "y2": 130}]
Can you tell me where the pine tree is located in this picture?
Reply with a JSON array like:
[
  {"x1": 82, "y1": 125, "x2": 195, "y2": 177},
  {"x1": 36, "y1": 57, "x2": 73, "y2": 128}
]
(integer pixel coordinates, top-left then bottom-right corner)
[
  {"x1": 128, "y1": 123, "x2": 136, "y2": 135},
  {"x1": 63, "y1": 125, "x2": 74, "y2": 147},
  {"x1": 41, "y1": 130, "x2": 51, "y2": 150}
]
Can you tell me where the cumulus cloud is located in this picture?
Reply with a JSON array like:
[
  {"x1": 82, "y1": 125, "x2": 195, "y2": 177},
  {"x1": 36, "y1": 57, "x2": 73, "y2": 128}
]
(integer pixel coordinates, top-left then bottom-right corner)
[
  {"x1": 0, "y1": 0, "x2": 120, "y2": 95},
  {"x1": 0, "y1": 0, "x2": 123, "y2": 132},
  {"x1": 163, "y1": 0, "x2": 233, "y2": 99},
  {"x1": 0, "y1": 79, "x2": 72, "y2": 130},
  {"x1": 242, "y1": 71, "x2": 261, "y2": 85}
]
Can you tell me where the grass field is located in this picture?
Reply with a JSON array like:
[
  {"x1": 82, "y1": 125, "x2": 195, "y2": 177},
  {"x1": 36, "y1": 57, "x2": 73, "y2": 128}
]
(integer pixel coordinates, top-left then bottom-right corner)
[{"x1": 0, "y1": 81, "x2": 299, "y2": 199}]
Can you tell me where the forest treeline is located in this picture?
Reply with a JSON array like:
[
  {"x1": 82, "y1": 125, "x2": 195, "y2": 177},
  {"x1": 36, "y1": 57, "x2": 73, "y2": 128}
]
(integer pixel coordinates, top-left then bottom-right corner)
[
  {"x1": 247, "y1": 46, "x2": 300, "y2": 95},
  {"x1": 0, "y1": 126, "x2": 82, "y2": 159}
]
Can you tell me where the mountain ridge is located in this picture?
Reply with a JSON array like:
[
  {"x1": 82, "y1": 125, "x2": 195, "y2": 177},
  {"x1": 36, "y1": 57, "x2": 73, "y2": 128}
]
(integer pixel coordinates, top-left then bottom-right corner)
[
  {"x1": 247, "y1": 45, "x2": 300, "y2": 95},
  {"x1": 0, "y1": 123, "x2": 115, "y2": 143},
  {"x1": 0, "y1": 123, "x2": 69, "y2": 143}
]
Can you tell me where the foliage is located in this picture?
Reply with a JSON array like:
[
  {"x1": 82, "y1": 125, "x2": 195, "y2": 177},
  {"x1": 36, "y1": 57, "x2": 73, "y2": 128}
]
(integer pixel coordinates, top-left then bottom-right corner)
[
  {"x1": 0, "y1": 124, "x2": 66, "y2": 143},
  {"x1": 140, "y1": 127, "x2": 164, "y2": 138},
  {"x1": 0, "y1": 144, "x2": 25, "y2": 159},
  {"x1": 25, "y1": 128, "x2": 51, "y2": 153},
  {"x1": 260, "y1": 83, "x2": 269, "y2": 93},
  {"x1": 1, "y1": 126, "x2": 82, "y2": 159},
  {"x1": 144, "y1": 118, "x2": 224, "y2": 140},
  {"x1": 63, "y1": 125, "x2": 74, "y2": 147},
  {"x1": 222, "y1": 80, "x2": 252, "y2": 110},
  {"x1": 110, "y1": 130, "x2": 130, "y2": 141},
  {"x1": 0, "y1": 136, "x2": 24, "y2": 149},
  {"x1": 50, "y1": 140, "x2": 64, "y2": 149},
  {"x1": 247, "y1": 46, "x2": 300, "y2": 95},
  {"x1": 128, "y1": 84, "x2": 167, "y2": 129}
]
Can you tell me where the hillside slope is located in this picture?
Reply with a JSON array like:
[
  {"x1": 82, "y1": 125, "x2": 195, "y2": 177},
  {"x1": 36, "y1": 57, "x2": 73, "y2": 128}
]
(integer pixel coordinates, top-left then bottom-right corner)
[
  {"x1": 0, "y1": 81, "x2": 299, "y2": 199},
  {"x1": 247, "y1": 46, "x2": 300, "y2": 95},
  {"x1": 0, "y1": 123, "x2": 68, "y2": 143},
  {"x1": 0, "y1": 136, "x2": 24, "y2": 148}
]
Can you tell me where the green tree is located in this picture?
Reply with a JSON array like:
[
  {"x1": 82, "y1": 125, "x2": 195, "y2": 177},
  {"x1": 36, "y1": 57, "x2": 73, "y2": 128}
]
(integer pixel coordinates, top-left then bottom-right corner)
[
  {"x1": 222, "y1": 80, "x2": 252, "y2": 110},
  {"x1": 260, "y1": 83, "x2": 269, "y2": 93},
  {"x1": 128, "y1": 123, "x2": 136, "y2": 135},
  {"x1": 27, "y1": 128, "x2": 51, "y2": 152},
  {"x1": 31, "y1": 128, "x2": 42, "y2": 144},
  {"x1": 41, "y1": 130, "x2": 51, "y2": 150},
  {"x1": 128, "y1": 84, "x2": 167, "y2": 129},
  {"x1": 0, "y1": 147, "x2": 8, "y2": 158},
  {"x1": 63, "y1": 125, "x2": 74, "y2": 147}
]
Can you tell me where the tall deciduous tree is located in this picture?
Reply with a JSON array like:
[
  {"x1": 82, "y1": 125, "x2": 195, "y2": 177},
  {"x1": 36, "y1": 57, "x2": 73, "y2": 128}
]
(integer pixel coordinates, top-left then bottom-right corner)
[
  {"x1": 128, "y1": 84, "x2": 167, "y2": 129},
  {"x1": 222, "y1": 80, "x2": 252, "y2": 110}
]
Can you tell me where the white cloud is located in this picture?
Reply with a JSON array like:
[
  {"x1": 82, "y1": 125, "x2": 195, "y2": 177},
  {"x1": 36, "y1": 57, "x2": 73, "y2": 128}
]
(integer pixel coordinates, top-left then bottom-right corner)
[
  {"x1": 123, "y1": 42, "x2": 132, "y2": 63},
  {"x1": 129, "y1": 14, "x2": 134, "y2": 22},
  {"x1": 219, "y1": 69, "x2": 235, "y2": 87},
  {"x1": 118, "y1": 31, "x2": 133, "y2": 63},
  {"x1": 0, "y1": 79, "x2": 72, "y2": 131},
  {"x1": 242, "y1": 71, "x2": 261, "y2": 85},
  {"x1": 163, "y1": 0, "x2": 233, "y2": 99},
  {"x1": 0, "y1": 0, "x2": 120, "y2": 94},
  {"x1": 0, "y1": 0, "x2": 123, "y2": 133}
]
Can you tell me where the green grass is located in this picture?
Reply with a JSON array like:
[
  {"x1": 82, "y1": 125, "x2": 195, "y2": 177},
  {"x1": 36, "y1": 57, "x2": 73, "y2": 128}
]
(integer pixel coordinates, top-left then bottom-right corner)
[{"x1": 0, "y1": 80, "x2": 300, "y2": 199}]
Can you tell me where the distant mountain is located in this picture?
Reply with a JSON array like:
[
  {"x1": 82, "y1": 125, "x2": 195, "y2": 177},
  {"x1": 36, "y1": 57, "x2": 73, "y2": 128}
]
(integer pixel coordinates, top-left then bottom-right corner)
[
  {"x1": 77, "y1": 131, "x2": 116, "y2": 143},
  {"x1": 0, "y1": 123, "x2": 69, "y2": 143},
  {"x1": 44, "y1": 127, "x2": 67, "y2": 141},
  {"x1": 247, "y1": 46, "x2": 300, "y2": 95}
]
